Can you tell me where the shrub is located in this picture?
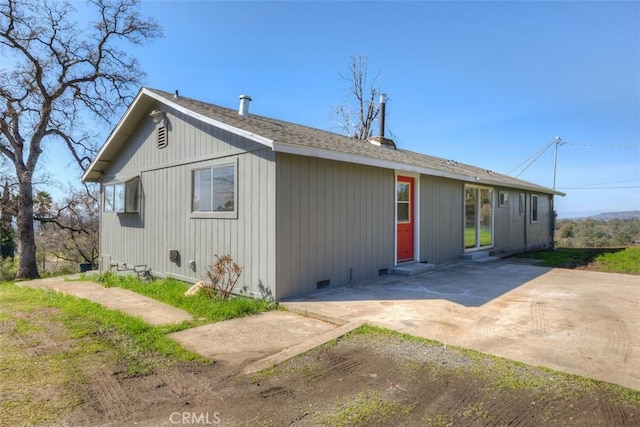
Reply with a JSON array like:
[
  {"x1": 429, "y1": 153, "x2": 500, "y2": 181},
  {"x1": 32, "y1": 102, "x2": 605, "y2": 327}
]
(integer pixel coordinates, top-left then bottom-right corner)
[{"x1": 203, "y1": 254, "x2": 243, "y2": 300}]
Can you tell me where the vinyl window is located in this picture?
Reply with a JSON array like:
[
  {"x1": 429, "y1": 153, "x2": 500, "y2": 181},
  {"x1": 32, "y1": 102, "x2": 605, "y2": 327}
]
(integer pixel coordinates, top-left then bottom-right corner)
[
  {"x1": 103, "y1": 177, "x2": 140, "y2": 214},
  {"x1": 531, "y1": 195, "x2": 539, "y2": 223},
  {"x1": 499, "y1": 191, "x2": 509, "y2": 207},
  {"x1": 192, "y1": 163, "x2": 237, "y2": 218}
]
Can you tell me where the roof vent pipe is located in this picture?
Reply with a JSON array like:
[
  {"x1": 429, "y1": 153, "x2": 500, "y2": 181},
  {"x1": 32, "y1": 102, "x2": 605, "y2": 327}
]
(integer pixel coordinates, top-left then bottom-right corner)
[
  {"x1": 378, "y1": 93, "x2": 387, "y2": 138},
  {"x1": 238, "y1": 95, "x2": 252, "y2": 116}
]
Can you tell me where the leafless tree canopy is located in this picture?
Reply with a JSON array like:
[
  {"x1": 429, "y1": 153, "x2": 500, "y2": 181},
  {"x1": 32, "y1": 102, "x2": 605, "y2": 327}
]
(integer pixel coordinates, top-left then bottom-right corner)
[
  {"x1": 332, "y1": 55, "x2": 382, "y2": 140},
  {"x1": 37, "y1": 185, "x2": 100, "y2": 267},
  {"x1": 0, "y1": 0, "x2": 161, "y2": 279}
]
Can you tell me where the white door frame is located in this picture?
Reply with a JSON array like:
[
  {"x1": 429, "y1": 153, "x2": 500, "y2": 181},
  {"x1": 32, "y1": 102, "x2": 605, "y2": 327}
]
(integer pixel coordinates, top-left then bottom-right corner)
[{"x1": 394, "y1": 171, "x2": 420, "y2": 265}]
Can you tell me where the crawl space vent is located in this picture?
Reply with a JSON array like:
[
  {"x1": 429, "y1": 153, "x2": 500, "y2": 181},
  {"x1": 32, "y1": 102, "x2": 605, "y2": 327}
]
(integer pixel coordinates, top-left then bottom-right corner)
[
  {"x1": 157, "y1": 125, "x2": 167, "y2": 149},
  {"x1": 316, "y1": 279, "x2": 330, "y2": 290}
]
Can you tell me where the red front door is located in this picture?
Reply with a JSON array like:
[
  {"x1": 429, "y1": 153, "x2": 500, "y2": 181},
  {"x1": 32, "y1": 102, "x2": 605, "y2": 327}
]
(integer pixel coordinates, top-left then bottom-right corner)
[{"x1": 396, "y1": 176, "x2": 414, "y2": 261}]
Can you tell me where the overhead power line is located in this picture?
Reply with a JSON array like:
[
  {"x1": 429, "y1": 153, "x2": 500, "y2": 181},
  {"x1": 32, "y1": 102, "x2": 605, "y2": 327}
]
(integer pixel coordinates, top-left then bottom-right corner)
[
  {"x1": 506, "y1": 139, "x2": 556, "y2": 177},
  {"x1": 557, "y1": 186, "x2": 640, "y2": 190},
  {"x1": 507, "y1": 138, "x2": 640, "y2": 179},
  {"x1": 564, "y1": 142, "x2": 639, "y2": 149}
]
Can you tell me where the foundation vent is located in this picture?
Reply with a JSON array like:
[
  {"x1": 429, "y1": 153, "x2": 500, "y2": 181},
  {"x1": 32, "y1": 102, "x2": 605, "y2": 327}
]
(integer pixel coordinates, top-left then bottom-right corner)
[{"x1": 316, "y1": 279, "x2": 330, "y2": 290}]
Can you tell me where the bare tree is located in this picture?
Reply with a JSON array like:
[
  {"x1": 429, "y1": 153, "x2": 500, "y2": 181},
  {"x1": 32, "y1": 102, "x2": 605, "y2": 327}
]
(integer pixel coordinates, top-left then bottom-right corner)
[
  {"x1": 332, "y1": 55, "x2": 382, "y2": 140},
  {"x1": 37, "y1": 185, "x2": 100, "y2": 268},
  {"x1": 0, "y1": 0, "x2": 161, "y2": 279}
]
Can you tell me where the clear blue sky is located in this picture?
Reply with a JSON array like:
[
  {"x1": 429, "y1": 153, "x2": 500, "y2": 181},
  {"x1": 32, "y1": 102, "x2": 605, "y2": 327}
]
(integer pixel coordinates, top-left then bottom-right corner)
[{"x1": 48, "y1": 0, "x2": 639, "y2": 217}]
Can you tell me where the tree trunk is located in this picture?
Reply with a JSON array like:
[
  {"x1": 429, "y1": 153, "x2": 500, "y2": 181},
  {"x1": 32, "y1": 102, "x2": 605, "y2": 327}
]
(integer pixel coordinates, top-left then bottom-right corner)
[{"x1": 15, "y1": 175, "x2": 40, "y2": 280}]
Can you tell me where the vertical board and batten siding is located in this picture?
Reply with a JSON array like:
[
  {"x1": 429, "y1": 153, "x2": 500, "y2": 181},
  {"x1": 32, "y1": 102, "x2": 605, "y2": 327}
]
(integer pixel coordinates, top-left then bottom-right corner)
[
  {"x1": 485, "y1": 187, "x2": 554, "y2": 252},
  {"x1": 275, "y1": 153, "x2": 394, "y2": 300},
  {"x1": 493, "y1": 187, "x2": 526, "y2": 251},
  {"x1": 419, "y1": 175, "x2": 465, "y2": 263},
  {"x1": 100, "y1": 103, "x2": 276, "y2": 296},
  {"x1": 525, "y1": 193, "x2": 554, "y2": 249}
]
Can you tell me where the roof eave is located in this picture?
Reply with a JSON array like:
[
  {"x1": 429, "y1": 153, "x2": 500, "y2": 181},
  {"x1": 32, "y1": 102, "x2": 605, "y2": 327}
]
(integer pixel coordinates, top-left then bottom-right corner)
[
  {"x1": 81, "y1": 88, "x2": 274, "y2": 183},
  {"x1": 272, "y1": 141, "x2": 563, "y2": 195}
]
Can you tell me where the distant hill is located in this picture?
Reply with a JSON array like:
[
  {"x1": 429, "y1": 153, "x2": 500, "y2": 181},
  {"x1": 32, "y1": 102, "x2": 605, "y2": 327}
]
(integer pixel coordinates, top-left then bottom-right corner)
[{"x1": 588, "y1": 211, "x2": 640, "y2": 220}]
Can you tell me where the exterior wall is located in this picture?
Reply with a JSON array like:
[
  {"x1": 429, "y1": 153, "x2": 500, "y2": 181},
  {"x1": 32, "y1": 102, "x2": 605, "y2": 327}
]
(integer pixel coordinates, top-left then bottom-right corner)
[
  {"x1": 100, "y1": 103, "x2": 276, "y2": 297},
  {"x1": 275, "y1": 153, "x2": 394, "y2": 299},
  {"x1": 492, "y1": 187, "x2": 554, "y2": 252},
  {"x1": 525, "y1": 192, "x2": 554, "y2": 249},
  {"x1": 493, "y1": 187, "x2": 526, "y2": 252},
  {"x1": 419, "y1": 175, "x2": 465, "y2": 263}
]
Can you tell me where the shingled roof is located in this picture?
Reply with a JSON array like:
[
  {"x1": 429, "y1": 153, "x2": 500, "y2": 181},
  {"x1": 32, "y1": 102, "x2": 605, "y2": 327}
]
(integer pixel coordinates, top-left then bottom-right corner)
[{"x1": 83, "y1": 87, "x2": 564, "y2": 196}]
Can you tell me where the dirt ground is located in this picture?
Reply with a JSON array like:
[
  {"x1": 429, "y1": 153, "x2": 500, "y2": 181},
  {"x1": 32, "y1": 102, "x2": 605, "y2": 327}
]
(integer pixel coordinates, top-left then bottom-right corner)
[{"x1": 2, "y1": 309, "x2": 639, "y2": 426}]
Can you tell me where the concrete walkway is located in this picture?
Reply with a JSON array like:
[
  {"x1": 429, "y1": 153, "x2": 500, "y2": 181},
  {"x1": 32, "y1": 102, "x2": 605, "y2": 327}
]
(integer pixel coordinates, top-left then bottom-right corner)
[
  {"x1": 16, "y1": 276, "x2": 356, "y2": 373},
  {"x1": 18, "y1": 277, "x2": 193, "y2": 326},
  {"x1": 283, "y1": 260, "x2": 640, "y2": 391},
  {"x1": 16, "y1": 263, "x2": 640, "y2": 390}
]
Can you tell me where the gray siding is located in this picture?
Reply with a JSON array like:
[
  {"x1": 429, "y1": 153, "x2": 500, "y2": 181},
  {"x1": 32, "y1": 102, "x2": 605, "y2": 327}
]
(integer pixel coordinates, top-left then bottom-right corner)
[
  {"x1": 276, "y1": 153, "x2": 394, "y2": 299},
  {"x1": 525, "y1": 192, "x2": 554, "y2": 249},
  {"x1": 419, "y1": 176, "x2": 465, "y2": 263},
  {"x1": 493, "y1": 189, "x2": 554, "y2": 251},
  {"x1": 100, "y1": 105, "x2": 276, "y2": 297},
  {"x1": 493, "y1": 187, "x2": 526, "y2": 251}
]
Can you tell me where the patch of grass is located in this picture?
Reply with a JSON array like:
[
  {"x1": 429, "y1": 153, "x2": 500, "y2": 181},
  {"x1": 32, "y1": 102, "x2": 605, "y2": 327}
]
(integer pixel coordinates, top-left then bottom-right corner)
[
  {"x1": 346, "y1": 324, "x2": 640, "y2": 404},
  {"x1": 1, "y1": 282, "x2": 203, "y2": 374},
  {"x1": 516, "y1": 247, "x2": 639, "y2": 275},
  {"x1": 594, "y1": 247, "x2": 640, "y2": 274},
  {"x1": 92, "y1": 274, "x2": 274, "y2": 326},
  {"x1": 315, "y1": 390, "x2": 414, "y2": 426},
  {"x1": 0, "y1": 280, "x2": 210, "y2": 425}
]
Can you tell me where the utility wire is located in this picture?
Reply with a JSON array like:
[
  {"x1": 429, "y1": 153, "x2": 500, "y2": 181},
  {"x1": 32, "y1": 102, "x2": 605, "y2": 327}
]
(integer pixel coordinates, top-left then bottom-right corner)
[
  {"x1": 564, "y1": 142, "x2": 639, "y2": 149},
  {"x1": 557, "y1": 186, "x2": 640, "y2": 190},
  {"x1": 507, "y1": 139, "x2": 639, "y2": 178},
  {"x1": 561, "y1": 179, "x2": 640, "y2": 188},
  {"x1": 506, "y1": 139, "x2": 555, "y2": 176}
]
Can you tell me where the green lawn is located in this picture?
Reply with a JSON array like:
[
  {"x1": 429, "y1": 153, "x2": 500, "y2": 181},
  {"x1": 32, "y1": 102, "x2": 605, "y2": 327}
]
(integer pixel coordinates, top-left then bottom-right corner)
[
  {"x1": 516, "y1": 247, "x2": 640, "y2": 275},
  {"x1": 90, "y1": 273, "x2": 275, "y2": 327}
]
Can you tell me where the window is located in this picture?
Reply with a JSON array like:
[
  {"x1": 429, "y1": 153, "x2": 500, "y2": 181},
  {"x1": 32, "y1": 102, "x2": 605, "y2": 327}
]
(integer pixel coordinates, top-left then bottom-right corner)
[
  {"x1": 192, "y1": 163, "x2": 236, "y2": 216},
  {"x1": 396, "y1": 182, "x2": 411, "y2": 223},
  {"x1": 499, "y1": 191, "x2": 509, "y2": 207},
  {"x1": 519, "y1": 193, "x2": 525, "y2": 216},
  {"x1": 531, "y1": 195, "x2": 538, "y2": 222},
  {"x1": 103, "y1": 177, "x2": 140, "y2": 213}
]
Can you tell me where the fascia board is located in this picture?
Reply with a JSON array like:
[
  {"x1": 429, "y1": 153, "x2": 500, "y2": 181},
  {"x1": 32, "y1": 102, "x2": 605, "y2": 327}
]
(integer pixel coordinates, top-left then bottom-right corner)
[
  {"x1": 82, "y1": 88, "x2": 274, "y2": 183},
  {"x1": 142, "y1": 89, "x2": 274, "y2": 148},
  {"x1": 272, "y1": 141, "x2": 477, "y2": 183},
  {"x1": 81, "y1": 90, "x2": 149, "y2": 182},
  {"x1": 272, "y1": 141, "x2": 563, "y2": 196}
]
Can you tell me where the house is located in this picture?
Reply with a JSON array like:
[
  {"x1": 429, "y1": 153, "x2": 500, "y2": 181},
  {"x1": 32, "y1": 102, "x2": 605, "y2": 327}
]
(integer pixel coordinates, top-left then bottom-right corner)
[{"x1": 82, "y1": 88, "x2": 564, "y2": 300}]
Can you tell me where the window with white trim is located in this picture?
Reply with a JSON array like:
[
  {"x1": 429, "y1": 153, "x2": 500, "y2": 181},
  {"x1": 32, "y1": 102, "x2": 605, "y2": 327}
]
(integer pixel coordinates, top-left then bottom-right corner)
[
  {"x1": 192, "y1": 163, "x2": 236, "y2": 215},
  {"x1": 103, "y1": 177, "x2": 140, "y2": 213},
  {"x1": 531, "y1": 194, "x2": 539, "y2": 223}
]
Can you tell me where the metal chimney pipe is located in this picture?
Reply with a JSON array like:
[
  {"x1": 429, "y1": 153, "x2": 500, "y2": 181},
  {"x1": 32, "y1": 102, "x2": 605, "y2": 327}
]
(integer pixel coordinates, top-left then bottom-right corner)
[
  {"x1": 378, "y1": 93, "x2": 387, "y2": 137},
  {"x1": 238, "y1": 95, "x2": 252, "y2": 116}
]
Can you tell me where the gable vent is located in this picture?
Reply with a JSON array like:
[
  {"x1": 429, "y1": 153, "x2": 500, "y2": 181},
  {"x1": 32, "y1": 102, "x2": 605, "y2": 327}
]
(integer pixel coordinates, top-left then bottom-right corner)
[{"x1": 157, "y1": 125, "x2": 167, "y2": 149}]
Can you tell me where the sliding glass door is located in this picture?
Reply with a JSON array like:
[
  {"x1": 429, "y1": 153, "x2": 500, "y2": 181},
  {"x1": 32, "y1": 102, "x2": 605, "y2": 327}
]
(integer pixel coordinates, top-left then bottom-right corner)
[{"x1": 464, "y1": 186, "x2": 494, "y2": 250}]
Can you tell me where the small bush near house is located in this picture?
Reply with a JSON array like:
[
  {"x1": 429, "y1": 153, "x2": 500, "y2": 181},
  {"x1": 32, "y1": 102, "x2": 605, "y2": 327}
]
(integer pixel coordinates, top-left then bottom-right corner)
[
  {"x1": 203, "y1": 254, "x2": 243, "y2": 300},
  {"x1": 94, "y1": 273, "x2": 273, "y2": 325}
]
